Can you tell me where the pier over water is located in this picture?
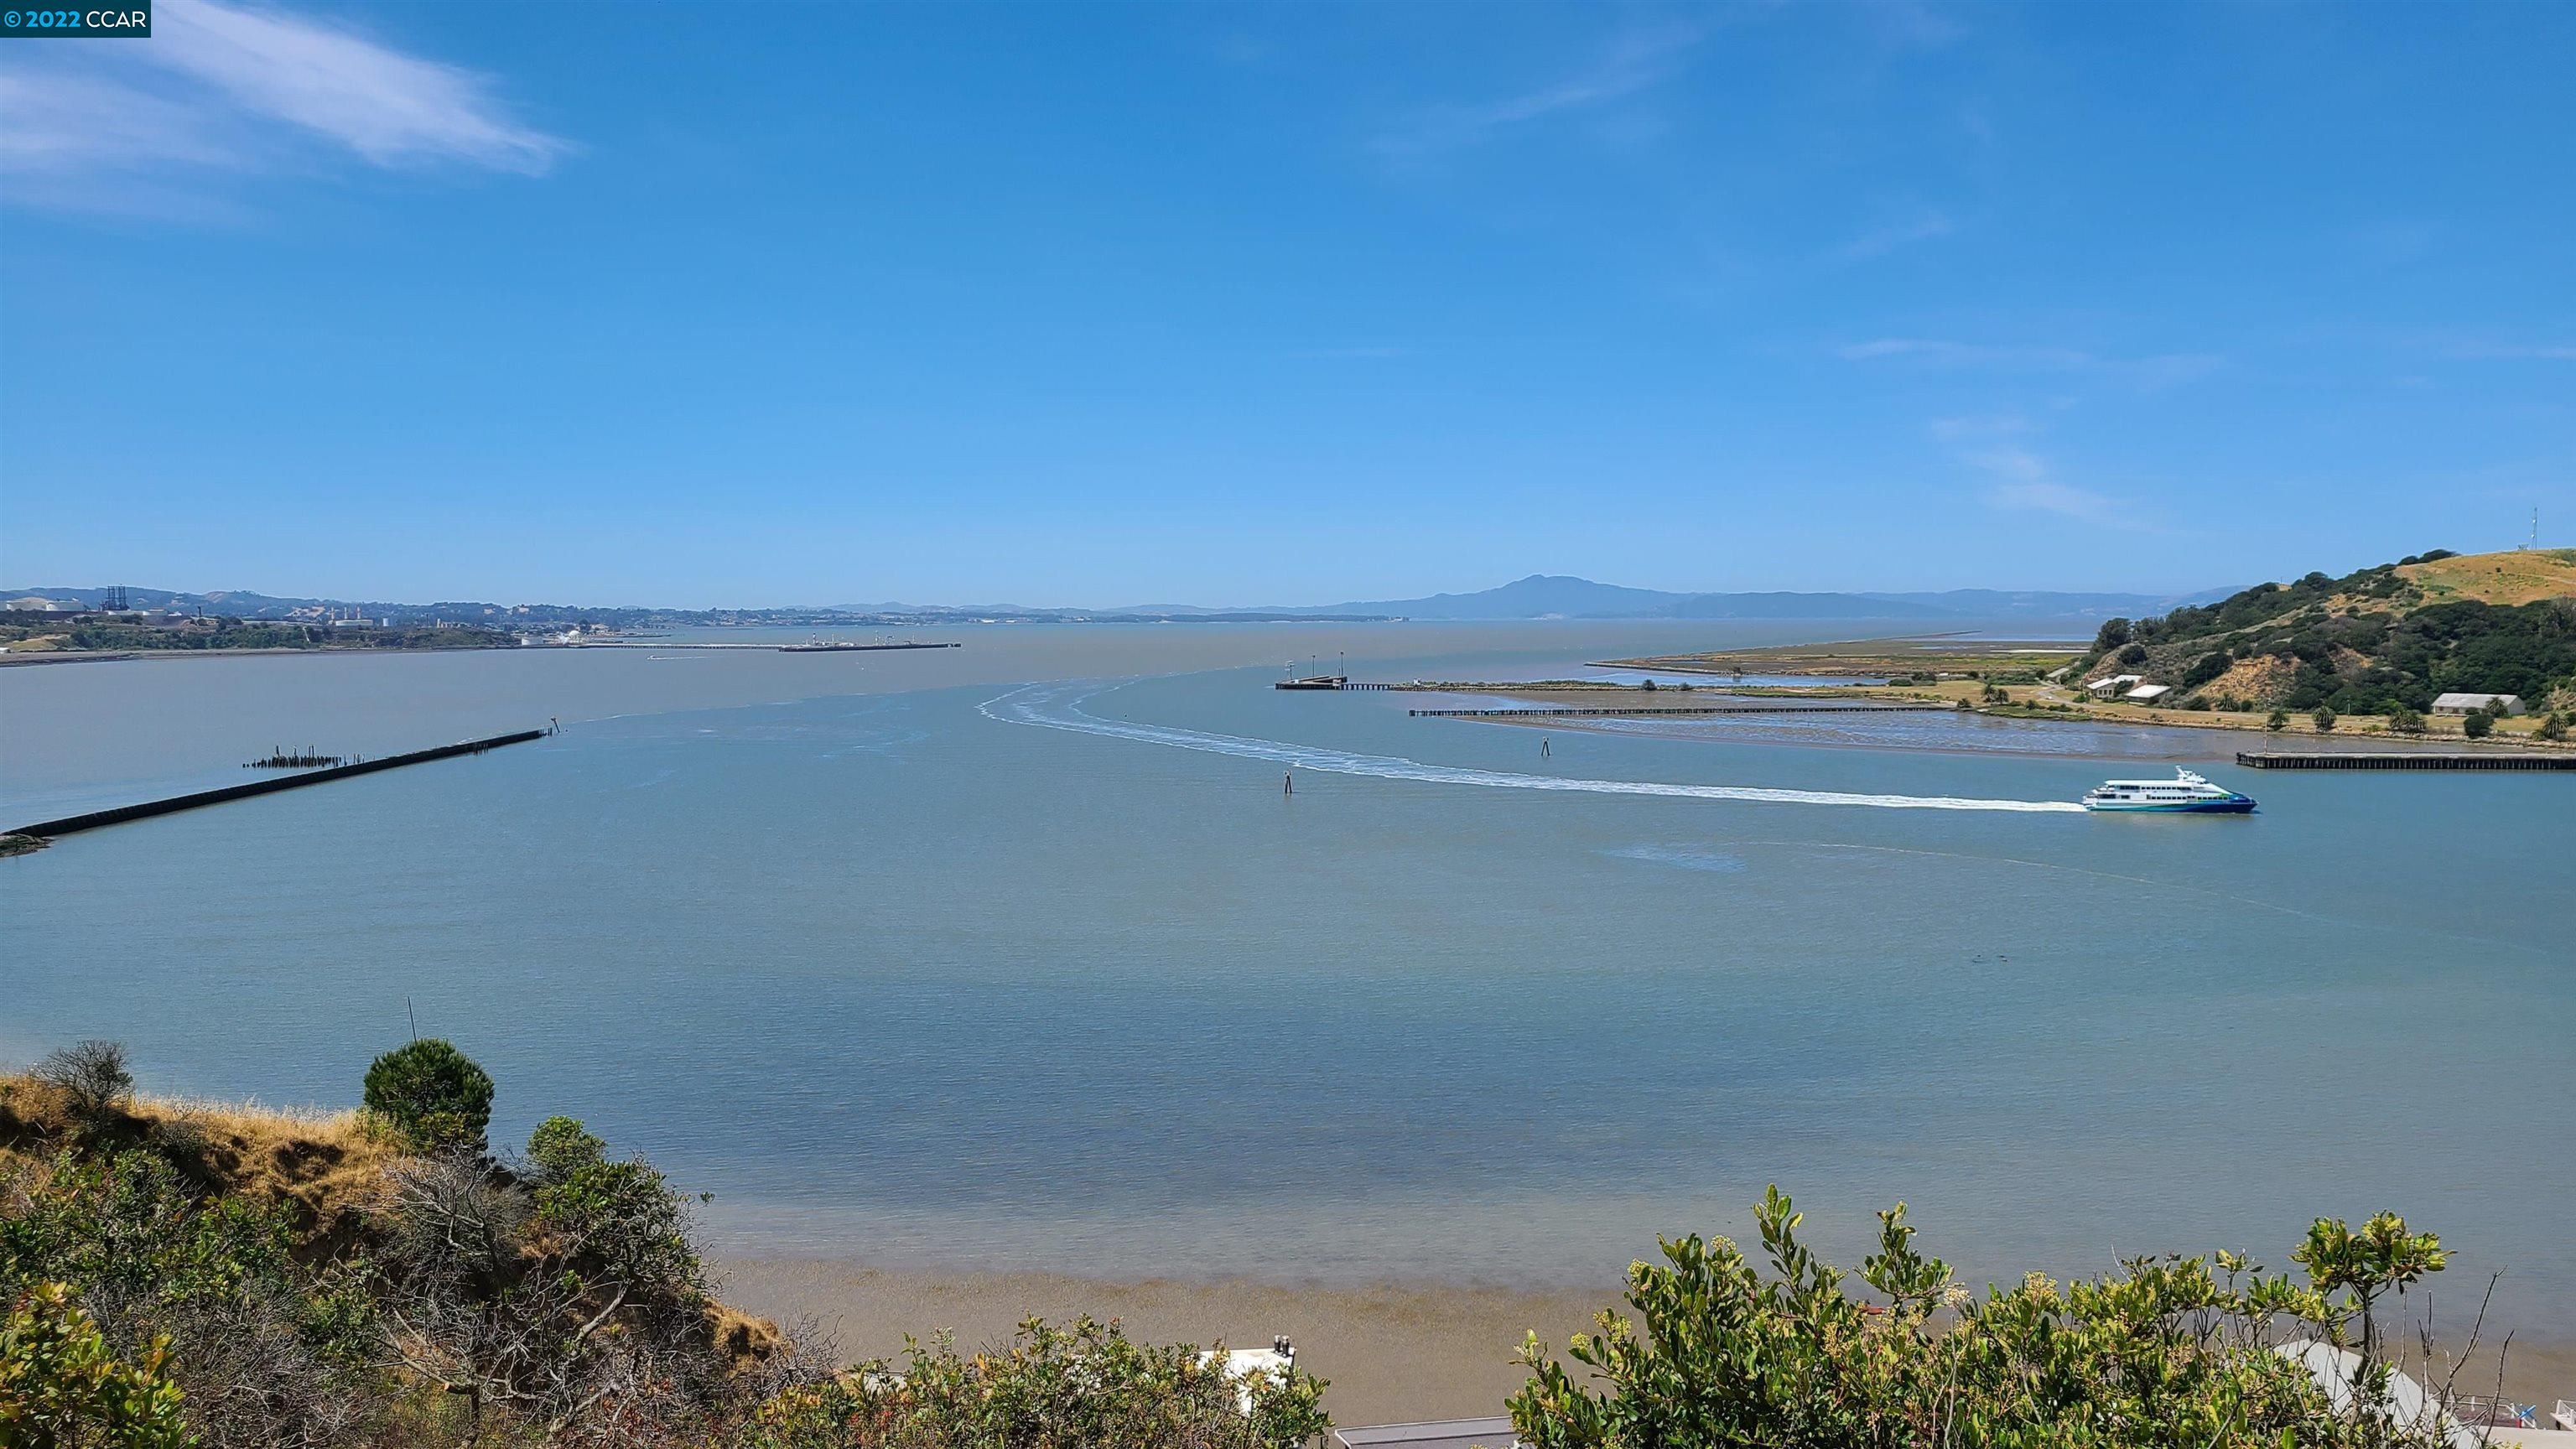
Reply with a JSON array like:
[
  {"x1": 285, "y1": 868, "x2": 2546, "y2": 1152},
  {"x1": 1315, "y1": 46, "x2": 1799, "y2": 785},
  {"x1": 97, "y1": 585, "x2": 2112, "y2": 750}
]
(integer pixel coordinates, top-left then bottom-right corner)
[
  {"x1": 6, "y1": 728, "x2": 550, "y2": 842},
  {"x1": 2234, "y1": 750, "x2": 2576, "y2": 771}
]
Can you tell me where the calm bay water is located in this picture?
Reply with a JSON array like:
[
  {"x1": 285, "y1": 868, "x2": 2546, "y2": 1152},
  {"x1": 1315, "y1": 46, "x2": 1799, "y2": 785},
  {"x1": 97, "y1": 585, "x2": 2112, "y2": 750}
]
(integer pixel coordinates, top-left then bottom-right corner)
[{"x1": 3, "y1": 622, "x2": 2568, "y2": 1334}]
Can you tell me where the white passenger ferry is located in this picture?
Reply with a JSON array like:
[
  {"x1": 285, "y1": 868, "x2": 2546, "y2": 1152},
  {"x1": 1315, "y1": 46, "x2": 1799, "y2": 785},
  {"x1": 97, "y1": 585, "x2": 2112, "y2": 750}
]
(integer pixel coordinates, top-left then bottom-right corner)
[{"x1": 2081, "y1": 767, "x2": 2257, "y2": 813}]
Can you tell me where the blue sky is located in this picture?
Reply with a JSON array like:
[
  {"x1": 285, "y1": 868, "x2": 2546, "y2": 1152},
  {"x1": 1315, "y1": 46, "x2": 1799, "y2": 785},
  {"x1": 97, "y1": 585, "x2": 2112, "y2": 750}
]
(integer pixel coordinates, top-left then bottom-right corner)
[{"x1": 3, "y1": 1, "x2": 2569, "y2": 607}]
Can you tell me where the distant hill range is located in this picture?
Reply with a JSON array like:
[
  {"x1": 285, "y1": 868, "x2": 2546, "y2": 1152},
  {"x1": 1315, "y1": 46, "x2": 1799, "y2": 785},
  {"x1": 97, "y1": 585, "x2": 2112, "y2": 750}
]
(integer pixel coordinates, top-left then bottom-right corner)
[
  {"x1": 8, "y1": 575, "x2": 2235, "y2": 629},
  {"x1": 2062, "y1": 548, "x2": 2576, "y2": 715},
  {"x1": 848, "y1": 575, "x2": 2234, "y2": 621},
  {"x1": 1277, "y1": 575, "x2": 2235, "y2": 621}
]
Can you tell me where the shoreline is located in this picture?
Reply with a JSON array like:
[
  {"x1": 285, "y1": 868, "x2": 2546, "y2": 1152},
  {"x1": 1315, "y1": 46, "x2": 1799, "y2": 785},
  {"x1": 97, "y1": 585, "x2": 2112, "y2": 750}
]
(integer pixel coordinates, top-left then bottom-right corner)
[
  {"x1": 1456, "y1": 682, "x2": 2576, "y2": 754},
  {"x1": 0, "y1": 641, "x2": 548, "y2": 667},
  {"x1": 714, "y1": 1258, "x2": 2576, "y2": 1423},
  {"x1": 713, "y1": 1258, "x2": 1602, "y2": 1426}
]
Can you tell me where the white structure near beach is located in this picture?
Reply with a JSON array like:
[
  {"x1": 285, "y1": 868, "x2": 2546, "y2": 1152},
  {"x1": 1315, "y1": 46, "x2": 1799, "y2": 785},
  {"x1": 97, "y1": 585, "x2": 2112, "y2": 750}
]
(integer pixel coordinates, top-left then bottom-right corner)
[
  {"x1": 2432, "y1": 692, "x2": 2526, "y2": 715},
  {"x1": 2123, "y1": 683, "x2": 2172, "y2": 703},
  {"x1": 2085, "y1": 673, "x2": 2142, "y2": 695}
]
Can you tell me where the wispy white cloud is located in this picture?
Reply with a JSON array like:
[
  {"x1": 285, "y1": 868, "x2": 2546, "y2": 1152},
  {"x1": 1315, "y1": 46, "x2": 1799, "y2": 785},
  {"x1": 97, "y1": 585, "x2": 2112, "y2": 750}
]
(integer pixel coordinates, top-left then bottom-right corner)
[
  {"x1": 1371, "y1": 25, "x2": 1703, "y2": 157},
  {"x1": 154, "y1": 0, "x2": 564, "y2": 171},
  {"x1": 1841, "y1": 338, "x2": 2222, "y2": 389},
  {"x1": 2447, "y1": 342, "x2": 2576, "y2": 362},
  {"x1": 1, "y1": 0, "x2": 564, "y2": 210},
  {"x1": 1866, "y1": 0, "x2": 1969, "y2": 49},
  {"x1": 1842, "y1": 338, "x2": 2095, "y2": 369},
  {"x1": 1935, "y1": 421, "x2": 2150, "y2": 528},
  {"x1": 1837, "y1": 210, "x2": 1955, "y2": 259},
  {"x1": 1930, "y1": 413, "x2": 2031, "y2": 442},
  {"x1": 1985, "y1": 476, "x2": 2127, "y2": 522}
]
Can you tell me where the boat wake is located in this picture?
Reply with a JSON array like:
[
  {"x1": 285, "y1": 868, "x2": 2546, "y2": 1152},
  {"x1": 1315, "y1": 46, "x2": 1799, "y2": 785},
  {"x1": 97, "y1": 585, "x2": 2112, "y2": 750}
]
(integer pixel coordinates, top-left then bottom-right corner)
[{"x1": 981, "y1": 683, "x2": 2086, "y2": 814}]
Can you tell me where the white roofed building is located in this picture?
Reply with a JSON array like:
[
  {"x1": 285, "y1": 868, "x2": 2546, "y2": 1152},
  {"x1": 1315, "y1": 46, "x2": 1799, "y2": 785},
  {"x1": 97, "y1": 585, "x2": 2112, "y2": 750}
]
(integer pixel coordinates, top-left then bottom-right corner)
[{"x1": 2432, "y1": 692, "x2": 2526, "y2": 715}]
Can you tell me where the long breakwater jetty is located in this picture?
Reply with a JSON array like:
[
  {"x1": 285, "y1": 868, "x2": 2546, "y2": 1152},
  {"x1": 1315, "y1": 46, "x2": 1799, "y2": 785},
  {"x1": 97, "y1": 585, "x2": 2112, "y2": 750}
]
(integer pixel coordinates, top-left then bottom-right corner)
[
  {"x1": 1411, "y1": 703, "x2": 1953, "y2": 719},
  {"x1": 2234, "y1": 750, "x2": 2576, "y2": 771},
  {"x1": 5, "y1": 728, "x2": 549, "y2": 843}
]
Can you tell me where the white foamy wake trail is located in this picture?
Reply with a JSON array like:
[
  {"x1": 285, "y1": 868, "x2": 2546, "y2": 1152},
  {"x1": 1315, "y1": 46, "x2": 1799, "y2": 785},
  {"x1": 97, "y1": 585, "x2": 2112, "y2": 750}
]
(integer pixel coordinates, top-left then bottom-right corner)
[{"x1": 981, "y1": 684, "x2": 2086, "y2": 814}]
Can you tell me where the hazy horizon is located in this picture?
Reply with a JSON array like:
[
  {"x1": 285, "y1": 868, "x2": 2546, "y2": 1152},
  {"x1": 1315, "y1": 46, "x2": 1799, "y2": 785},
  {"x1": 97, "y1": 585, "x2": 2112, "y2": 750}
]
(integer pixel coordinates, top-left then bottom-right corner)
[{"x1": 0, "y1": 569, "x2": 2256, "y2": 617}]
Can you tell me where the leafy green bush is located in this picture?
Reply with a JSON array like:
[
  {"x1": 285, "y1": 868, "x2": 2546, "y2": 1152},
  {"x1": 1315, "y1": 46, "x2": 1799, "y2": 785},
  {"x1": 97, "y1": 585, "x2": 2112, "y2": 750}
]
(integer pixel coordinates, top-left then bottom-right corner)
[
  {"x1": 743, "y1": 1316, "x2": 1329, "y2": 1449},
  {"x1": 0, "y1": 1282, "x2": 191, "y2": 1449},
  {"x1": 2182, "y1": 650, "x2": 2234, "y2": 688},
  {"x1": 0, "y1": 1148, "x2": 386, "y2": 1447},
  {"x1": 1509, "y1": 1188, "x2": 2452, "y2": 1449},
  {"x1": 2267, "y1": 708, "x2": 2290, "y2": 731},
  {"x1": 2313, "y1": 706, "x2": 2337, "y2": 732},
  {"x1": 524, "y1": 1118, "x2": 706, "y2": 1306},
  {"x1": 361, "y1": 1039, "x2": 494, "y2": 1152},
  {"x1": 527, "y1": 1114, "x2": 608, "y2": 1182},
  {"x1": 2462, "y1": 709, "x2": 2493, "y2": 739},
  {"x1": 2386, "y1": 704, "x2": 2424, "y2": 735}
]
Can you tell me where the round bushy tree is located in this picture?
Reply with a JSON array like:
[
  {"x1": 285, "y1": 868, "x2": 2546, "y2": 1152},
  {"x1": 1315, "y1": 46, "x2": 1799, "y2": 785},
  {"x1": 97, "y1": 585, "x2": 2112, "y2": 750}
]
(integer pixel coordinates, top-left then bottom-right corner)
[
  {"x1": 362, "y1": 1039, "x2": 494, "y2": 1152},
  {"x1": 526, "y1": 1114, "x2": 605, "y2": 1184}
]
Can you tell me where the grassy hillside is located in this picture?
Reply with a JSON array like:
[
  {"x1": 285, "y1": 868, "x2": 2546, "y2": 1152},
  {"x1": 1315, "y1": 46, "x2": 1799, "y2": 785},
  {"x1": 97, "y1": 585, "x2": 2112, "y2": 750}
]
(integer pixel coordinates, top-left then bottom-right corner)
[
  {"x1": 2066, "y1": 548, "x2": 2576, "y2": 716},
  {"x1": 2399, "y1": 547, "x2": 2576, "y2": 605}
]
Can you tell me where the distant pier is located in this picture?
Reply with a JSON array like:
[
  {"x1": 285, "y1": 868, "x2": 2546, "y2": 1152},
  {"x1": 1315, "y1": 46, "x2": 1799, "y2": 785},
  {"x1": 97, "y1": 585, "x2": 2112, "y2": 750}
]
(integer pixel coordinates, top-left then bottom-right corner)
[
  {"x1": 2234, "y1": 750, "x2": 2575, "y2": 771},
  {"x1": 6, "y1": 729, "x2": 549, "y2": 843},
  {"x1": 1275, "y1": 676, "x2": 1394, "y2": 690},
  {"x1": 778, "y1": 641, "x2": 961, "y2": 653},
  {"x1": 1411, "y1": 703, "x2": 1952, "y2": 719}
]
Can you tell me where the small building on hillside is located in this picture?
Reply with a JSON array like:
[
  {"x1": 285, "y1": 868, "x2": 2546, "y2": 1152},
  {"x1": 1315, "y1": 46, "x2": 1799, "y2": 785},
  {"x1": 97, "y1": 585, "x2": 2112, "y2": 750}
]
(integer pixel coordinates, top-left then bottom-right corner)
[
  {"x1": 2123, "y1": 683, "x2": 2173, "y2": 704},
  {"x1": 2432, "y1": 692, "x2": 2526, "y2": 715},
  {"x1": 2085, "y1": 673, "x2": 2143, "y2": 695}
]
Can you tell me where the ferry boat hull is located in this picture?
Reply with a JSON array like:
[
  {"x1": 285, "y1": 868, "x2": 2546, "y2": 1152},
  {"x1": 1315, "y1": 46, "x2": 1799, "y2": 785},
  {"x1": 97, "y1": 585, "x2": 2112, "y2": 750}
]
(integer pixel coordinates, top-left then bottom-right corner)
[
  {"x1": 2081, "y1": 797, "x2": 2257, "y2": 814},
  {"x1": 2080, "y1": 767, "x2": 2257, "y2": 813}
]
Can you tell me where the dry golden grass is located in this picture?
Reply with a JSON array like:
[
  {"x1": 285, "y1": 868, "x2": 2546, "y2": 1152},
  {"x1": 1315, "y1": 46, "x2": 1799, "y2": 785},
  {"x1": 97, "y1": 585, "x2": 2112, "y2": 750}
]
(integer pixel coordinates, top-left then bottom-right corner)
[
  {"x1": 2397, "y1": 547, "x2": 2576, "y2": 605},
  {"x1": 2, "y1": 1070, "x2": 787, "y2": 1368},
  {"x1": 2, "y1": 1072, "x2": 402, "y2": 1244}
]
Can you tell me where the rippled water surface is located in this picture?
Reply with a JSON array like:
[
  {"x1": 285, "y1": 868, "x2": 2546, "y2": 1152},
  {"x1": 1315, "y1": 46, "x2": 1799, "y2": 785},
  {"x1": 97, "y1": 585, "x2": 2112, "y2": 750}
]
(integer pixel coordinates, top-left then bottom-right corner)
[{"x1": 4, "y1": 621, "x2": 2568, "y2": 1333}]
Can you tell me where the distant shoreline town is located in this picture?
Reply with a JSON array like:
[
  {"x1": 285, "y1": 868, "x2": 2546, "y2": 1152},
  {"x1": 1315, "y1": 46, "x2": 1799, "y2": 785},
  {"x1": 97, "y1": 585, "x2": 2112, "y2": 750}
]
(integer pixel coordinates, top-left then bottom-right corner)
[{"x1": 0, "y1": 574, "x2": 2237, "y2": 661}]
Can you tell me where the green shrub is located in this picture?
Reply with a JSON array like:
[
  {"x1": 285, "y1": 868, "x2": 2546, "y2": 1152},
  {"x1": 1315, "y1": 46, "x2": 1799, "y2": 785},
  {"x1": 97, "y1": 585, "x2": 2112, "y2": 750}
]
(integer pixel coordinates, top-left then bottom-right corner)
[
  {"x1": 0, "y1": 1147, "x2": 386, "y2": 1446},
  {"x1": 1509, "y1": 1188, "x2": 2449, "y2": 1449},
  {"x1": 2386, "y1": 704, "x2": 2424, "y2": 735},
  {"x1": 528, "y1": 1135, "x2": 705, "y2": 1304},
  {"x1": 361, "y1": 1039, "x2": 494, "y2": 1153},
  {"x1": 0, "y1": 1283, "x2": 192, "y2": 1449},
  {"x1": 2540, "y1": 711, "x2": 2568, "y2": 741},
  {"x1": 2267, "y1": 708, "x2": 2290, "y2": 731},
  {"x1": 744, "y1": 1316, "x2": 1329, "y2": 1449},
  {"x1": 526, "y1": 1114, "x2": 607, "y2": 1184},
  {"x1": 2462, "y1": 709, "x2": 2493, "y2": 739},
  {"x1": 2313, "y1": 706, "x2": 2337, "y2": 732}
]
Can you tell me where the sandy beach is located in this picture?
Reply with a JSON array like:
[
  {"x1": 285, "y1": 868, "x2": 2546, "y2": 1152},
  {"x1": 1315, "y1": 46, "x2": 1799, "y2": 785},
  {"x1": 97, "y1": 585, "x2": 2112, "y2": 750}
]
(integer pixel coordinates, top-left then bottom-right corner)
[
  {"x1": 714, "y1": 1259, "x2": 2576, "y2": 1426},
  {"x1": 714, "y1": 1260, "x2": 1601, "y2": 1425}
]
